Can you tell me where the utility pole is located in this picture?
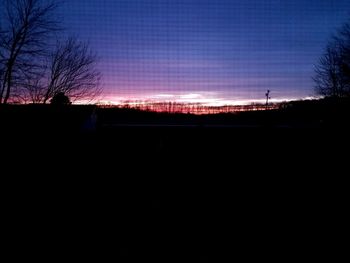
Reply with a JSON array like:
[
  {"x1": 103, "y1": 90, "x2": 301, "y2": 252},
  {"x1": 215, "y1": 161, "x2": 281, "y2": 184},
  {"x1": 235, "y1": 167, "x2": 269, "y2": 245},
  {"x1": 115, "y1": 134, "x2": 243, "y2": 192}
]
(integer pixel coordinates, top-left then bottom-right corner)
[{"x1": 265, "y1": 90, "x2": 271, "y2": 109}]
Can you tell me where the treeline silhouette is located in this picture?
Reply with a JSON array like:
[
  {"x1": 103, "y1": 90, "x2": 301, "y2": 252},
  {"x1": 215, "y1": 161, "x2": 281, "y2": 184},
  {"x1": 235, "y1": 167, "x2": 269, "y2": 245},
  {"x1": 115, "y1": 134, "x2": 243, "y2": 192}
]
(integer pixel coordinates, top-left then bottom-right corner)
[
  {"x1": 1, "y1": 97, "x2": 348, "y2": 133},
  {"x1": 101, "y1": 101, "x2": 278, "y2": 114}
]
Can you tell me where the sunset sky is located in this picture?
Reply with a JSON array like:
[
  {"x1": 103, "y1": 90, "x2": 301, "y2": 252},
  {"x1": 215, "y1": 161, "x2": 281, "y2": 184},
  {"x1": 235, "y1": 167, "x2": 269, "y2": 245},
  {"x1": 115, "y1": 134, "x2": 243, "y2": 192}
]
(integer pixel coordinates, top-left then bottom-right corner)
[{"x1": 60, "y1": 0, "x2": 350, "y2": 105}]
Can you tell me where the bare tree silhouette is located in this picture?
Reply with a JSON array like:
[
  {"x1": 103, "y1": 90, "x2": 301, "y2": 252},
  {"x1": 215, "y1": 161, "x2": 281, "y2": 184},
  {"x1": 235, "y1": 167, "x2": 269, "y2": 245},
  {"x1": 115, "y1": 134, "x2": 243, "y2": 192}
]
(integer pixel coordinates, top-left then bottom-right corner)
[
  {"x1": 41, "y1": 37, "x2": 101, "y2": 104},
  {"x1": 314, "y1": 45, "x2": 345, "y2": 97},
  {"x1": 0, "y1": 0, "x2": 59, "y2": 104},
  {"x1": 314, "y1": 19, "x2": 350, "y2": 98}
]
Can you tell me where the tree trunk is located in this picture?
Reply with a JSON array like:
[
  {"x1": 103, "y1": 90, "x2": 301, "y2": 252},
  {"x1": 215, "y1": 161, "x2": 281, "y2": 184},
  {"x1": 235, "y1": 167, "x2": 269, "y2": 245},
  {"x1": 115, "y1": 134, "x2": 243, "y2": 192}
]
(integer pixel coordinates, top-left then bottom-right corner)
[
  {"x1": 0, "y1": 86, "x2": 4, "y2": 104},
  {"x1": 3, "y1": 64, "x2": 13, "y2": 104},
  {"x1": 0, "y1": 68, "x2": 10, "y2": 104},
  {"x1": 3, "y1": 78, "x2": 12, "y2": 104},
  {"x1": 43, "y1": 91, "x2": 51, "y2": 104}
]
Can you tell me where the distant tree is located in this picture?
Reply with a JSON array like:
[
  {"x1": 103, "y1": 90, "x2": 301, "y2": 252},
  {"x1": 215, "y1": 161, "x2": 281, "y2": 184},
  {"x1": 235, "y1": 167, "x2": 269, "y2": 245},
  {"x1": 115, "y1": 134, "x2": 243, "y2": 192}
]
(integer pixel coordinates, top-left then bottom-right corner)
[
  {"x1": 50, "y1": 92, "x2": 71, "y2": 105},
  {"x1": 23, "y1": 72, "x2": 47, "y2": 104},
  {"x1": 40, "y1": 37, "x2": 101, "y2": 104},
  {"x1": 314, "y1": 19, "x2": 350, "y2": 98},
  {"x1": 0, "y1": 0, "x2": 59, "y2": 104}
]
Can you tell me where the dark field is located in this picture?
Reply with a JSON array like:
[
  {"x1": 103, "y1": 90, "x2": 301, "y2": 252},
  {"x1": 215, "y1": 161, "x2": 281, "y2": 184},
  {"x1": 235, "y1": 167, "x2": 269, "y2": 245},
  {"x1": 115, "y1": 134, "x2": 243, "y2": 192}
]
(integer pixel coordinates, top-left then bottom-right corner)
[{"x1": 1, "y1": 100, "x2": 348, "y2": 261}]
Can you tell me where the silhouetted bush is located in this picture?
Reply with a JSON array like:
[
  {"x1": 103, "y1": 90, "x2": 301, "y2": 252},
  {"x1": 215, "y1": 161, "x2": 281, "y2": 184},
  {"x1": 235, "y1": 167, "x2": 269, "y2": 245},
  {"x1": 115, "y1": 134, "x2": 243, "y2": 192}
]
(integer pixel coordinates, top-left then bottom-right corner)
[{"x1": 50, "y1": 92, "x2": 71, "y2": 106}]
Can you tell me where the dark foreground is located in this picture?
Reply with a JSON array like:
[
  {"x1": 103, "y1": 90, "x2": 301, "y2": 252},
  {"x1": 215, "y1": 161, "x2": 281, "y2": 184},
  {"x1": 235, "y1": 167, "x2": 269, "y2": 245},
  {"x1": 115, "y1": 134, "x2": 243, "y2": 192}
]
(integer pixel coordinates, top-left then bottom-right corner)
[{"x1": 1, "y1": 101, "x2": 349, "y2": 261}]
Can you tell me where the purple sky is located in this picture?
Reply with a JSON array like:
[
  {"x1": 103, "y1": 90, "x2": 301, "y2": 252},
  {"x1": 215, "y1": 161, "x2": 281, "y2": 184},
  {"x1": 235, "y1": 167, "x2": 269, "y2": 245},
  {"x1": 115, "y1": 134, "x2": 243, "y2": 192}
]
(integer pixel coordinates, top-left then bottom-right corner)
[{"x1": 60, "y1": 0, "x2": 350, "y2": 105}]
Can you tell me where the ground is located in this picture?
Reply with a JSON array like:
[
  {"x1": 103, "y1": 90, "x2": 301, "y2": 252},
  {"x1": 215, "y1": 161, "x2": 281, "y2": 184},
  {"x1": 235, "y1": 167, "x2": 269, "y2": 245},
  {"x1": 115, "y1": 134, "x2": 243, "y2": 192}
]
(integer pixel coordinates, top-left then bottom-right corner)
[{"x1": 1, "y1": 100, "x2": 348, "y2": 261}]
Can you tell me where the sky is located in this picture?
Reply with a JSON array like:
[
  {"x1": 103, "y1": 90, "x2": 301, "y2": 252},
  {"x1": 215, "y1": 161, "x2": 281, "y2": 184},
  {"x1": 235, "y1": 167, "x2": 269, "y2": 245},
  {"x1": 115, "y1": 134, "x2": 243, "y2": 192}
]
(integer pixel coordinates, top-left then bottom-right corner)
[{"x1": 60, "y1": 0, "x2": 350, "y2": 105}]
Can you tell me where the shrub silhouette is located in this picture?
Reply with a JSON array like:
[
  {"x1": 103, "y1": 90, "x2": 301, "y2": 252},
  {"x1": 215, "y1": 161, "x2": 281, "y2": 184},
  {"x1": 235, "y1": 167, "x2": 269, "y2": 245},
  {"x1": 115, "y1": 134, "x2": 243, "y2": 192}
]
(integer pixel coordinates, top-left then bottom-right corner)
[{"x1": 50, "y1": 92, "x2": 71, "y2": 106}]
